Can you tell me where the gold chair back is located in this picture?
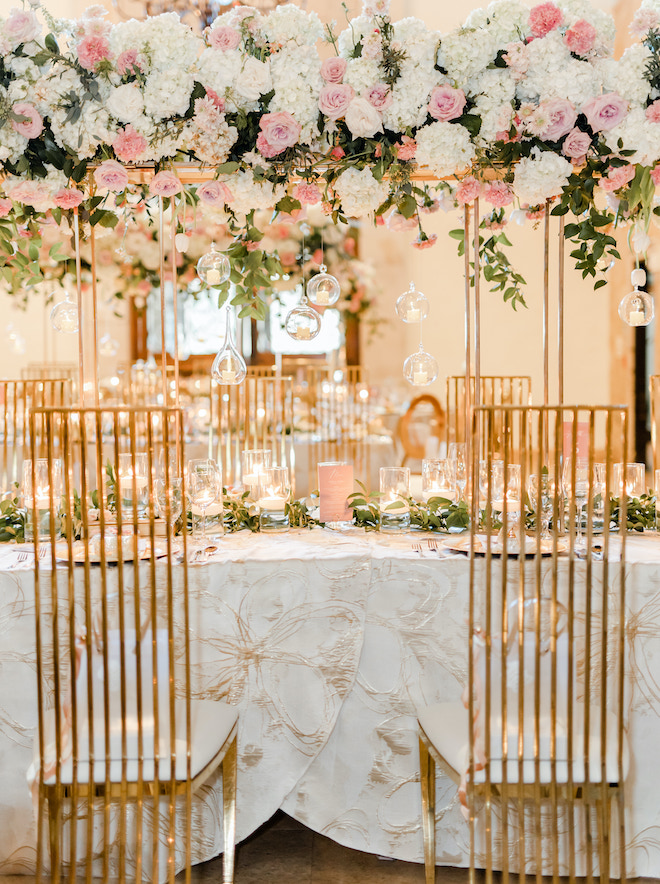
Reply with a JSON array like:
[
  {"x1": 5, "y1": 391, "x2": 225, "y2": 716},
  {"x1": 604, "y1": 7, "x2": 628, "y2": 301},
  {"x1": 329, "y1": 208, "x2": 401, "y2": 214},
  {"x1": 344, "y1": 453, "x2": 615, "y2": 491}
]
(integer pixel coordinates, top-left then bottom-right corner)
[
  {"x1": 0, "y1": 378, "x2": 72, "y2": 493},
  {"x1": 396, "y1": 394, "x2": 445, "y2": 467},
  {"x1": 650, "y1": 375, "x2": 660, "y2": 475},
  {"x1": 211, "y1": 375, "x2": 295, "y2": 492},
  {"x1": 30, "y1": 405, "x2": 237, "y2": 883}
]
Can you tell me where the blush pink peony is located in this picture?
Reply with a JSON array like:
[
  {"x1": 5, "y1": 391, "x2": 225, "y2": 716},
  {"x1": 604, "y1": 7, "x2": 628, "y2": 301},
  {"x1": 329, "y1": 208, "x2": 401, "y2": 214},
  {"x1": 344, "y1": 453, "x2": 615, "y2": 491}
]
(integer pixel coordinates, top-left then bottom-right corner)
[
  {"x1": 455, "y1": 177, "x2": 481, "y2": 205},
  {"x1": 3, "y1": 9, "x2": 40, "y2": 46},
  {"x1": 647, "y1": 101, "x2": 660, "y2": 123},
  {"x1": 77, "y1": 35, "x2": 110, "y2": 71},
  {"x1": 395, "y1": 136, "x2": 417, "y2": 161},
  {"x1": 208, "y1": 25, "x2": 241, "y2": 51},
  {"x1": 93, "y1": 160, "x2": 129, "y2": 192},
  {"x1": 11, "y1": 103, "x2": 43, "y2": 140},
  {"x1": 113, "y1": 125, "x2": 147, "y2": 162},
  {"x1": 483, "y1": 181, "x2": 514, "y2": 208},
  {"x1": 365, "y1": 82, "x2": 392, "y2": 111},
  {"x1": 149, "y1": 171, "x2": 183, "y2": 197},
  {"x1": 537, "y1": 98, "x2": 577, "y2": 141},
  {"x1": 292, "y1": 182, "x2": 322, "y2": 205},
  {"x1": 116, "y1": 48, "x2": 143, "y2": 76},
  {"x1": 428, "y1": 84, "x2": 466, "y2": 122},
  {"x1": 53, "y1": 188, "x2": 85, "y2": 209},
  {"x1": 320, "y1": 57, "x2": 347, "y2": 83},
  {"x1": 197, "y1": 180, "x2": 233, "y2": 207},
  {"x1": 582, "y1": 93, "x2": 628, "y2": 132},
  {"x1": 564, "y1": 19, "x2": 596, "y2": 55},
  {"x1": 529, "y1": 2, "x2": 563, "y2": 37},
  {"x1": 319, "y1": 84, "x2": 354, "y2": 120},
  {"x1": 256, "y1": 111, "x2": 301, "y2": 157},
  {"x1": 600, "y1": 164, "x2": 636, "y2": 192}
]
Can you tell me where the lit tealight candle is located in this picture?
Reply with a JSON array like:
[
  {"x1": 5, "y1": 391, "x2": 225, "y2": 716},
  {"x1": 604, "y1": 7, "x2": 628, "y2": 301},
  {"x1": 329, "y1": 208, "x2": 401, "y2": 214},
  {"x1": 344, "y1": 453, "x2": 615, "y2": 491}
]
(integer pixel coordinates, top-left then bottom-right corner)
[
  {"x1": 379, "y1": 497, "x2": 410, "y2": 514},
  {"x1": 629, "y1": 309, "x2": 645, "y2": 326},
  {"x1": 206, "y1": 268, "x2": 221, "y2": 286},
  {"x1": 423, "y1": 486, "x2": 454, "y2": 503},
  {"x1": 315, "y1": 291, "x2": 329, "y2": 306},
  {"x1": 413, "y1": 370, "x2": 428, "y2": 385},
  {"x1": 493, "y1": 497, "x2": 520, "y2": 512},
  {"x1": 298, "y1": 327, "x2": 312, "y2": 340},
  {"x1": 119, "y1": 474, "x2": 148, "y2": 491},
  {"x1": 407, "y1": 308, "x2": 420, "y2": 321},
  {"x1": 258, "y1": 495, "x2": 287, "y2": 512},
  {"x1": 35, "y1": 490, "x2": 51, "y2": 509},
  {"x1": 221, "y1": 369, "x2": 236, "y2": 383}
]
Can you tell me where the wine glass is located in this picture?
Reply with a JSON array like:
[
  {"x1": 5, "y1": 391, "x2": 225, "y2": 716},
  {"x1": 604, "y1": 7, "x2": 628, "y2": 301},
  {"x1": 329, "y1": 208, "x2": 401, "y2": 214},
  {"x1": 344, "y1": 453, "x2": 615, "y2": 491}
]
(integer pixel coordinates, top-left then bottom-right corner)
[
  {"x1": 188, "y1": 470, "x2": 218, "y2": 542},
  {"x1": 156, "y1": 477, "x2": 183, "y2": 530},
  {"x1": 562, "y1": 459, "x2": 590, "y2": 546},
  {"x1": 491, "y1": 462, "x2": 521, "y2": 537},
  {"x1": 527, "y1": 472, "x2": 554, "y2": 540},
  {"x1": 450, "y1": 443, "x2": 468, "y2": 503}
]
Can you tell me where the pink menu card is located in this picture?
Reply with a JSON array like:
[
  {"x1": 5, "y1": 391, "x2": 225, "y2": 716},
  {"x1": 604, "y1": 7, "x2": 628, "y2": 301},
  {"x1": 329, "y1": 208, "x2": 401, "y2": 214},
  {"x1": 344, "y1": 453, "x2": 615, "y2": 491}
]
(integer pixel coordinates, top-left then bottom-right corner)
[
  {"x1": 563, "y1": 420, "x2": 590, "y2": 460},
  {"x1": 318, "y1": 462, "x2": 354, "y2": 523}
]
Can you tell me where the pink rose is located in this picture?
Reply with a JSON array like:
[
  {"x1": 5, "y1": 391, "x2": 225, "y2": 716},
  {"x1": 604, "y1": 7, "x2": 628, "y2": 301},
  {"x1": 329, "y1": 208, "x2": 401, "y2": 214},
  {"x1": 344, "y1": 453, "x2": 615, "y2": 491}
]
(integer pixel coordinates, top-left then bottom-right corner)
[
  {"x1": 0, "y1": 198, "x2": 11, "y2": 217},
  {"x1": 365, "y1": 83, "x2": 392, "y2": 111},
  {"x1": 6, "y1": 179, "x2": 52, "y2": 209},
  {"x1": 600, "y1": 164, "x2": 636, "y2": 192},
  {"x1": 93, "y1": 160, "x2": 129, "y2": 192},
  {"x1": 561, "y1": 127, "x2": 591, "y2": 160},
  {"x1": 647, "y1": 101, "x2": 660, "y2": 123},
  {"x1": 318, "y1": 84, "x2": 354, "y2": 120},
  {"x1": 117, "y1": 48, "x2": 143, "y2": 76},
  {"x1": 428, "y1": 84, "x2": 466, "y2": 122},
  {"x1": 3, "y1": 9, "x2": 40, "y2": 46},
  {"x1": 113, "y1": 125, "x2": 147, "y2": 162},
  {"x1": 564, "y1": 19, "x2": 596, "y2": 56},
  {"x1": 321, "y1": 57, "x2": 347, "y2": 83},
  {"x1": 77, "y1": 35, "x2": 110, "y2": 71},
  {"x1": 205, "y1": 88, "x2": 225, "y2": 112},
  {"x1": 149, "y1": 171, "x2": 183, "y2": 198},
  {"x1": 529, "y1": 2, "x2": 563, "y2": 37},
  {"x1": 385, "y1": 208, "x2": 417, "y2": 232},
  {"x1": 292, "y1": 182, "x2": 321, "y2": 205},
  {"x1": 582, "y1": 93, "x2": 628, "y2": 132},
  {"x1": 651, "y1": 167, "x2": 660, "y2": 186},
  {"x1": 395, "y1": 136, "x2": 416, "y2": 161},
  {"x1": 197, "y1": 180, "x2": 233, "y2": 207},
  {"x1": 455, "y1": 176, "x2": 481, "y2": 206},
  {"x1": 483, "y1": 181, "x2": 514, "y2": 208},
  {"x1": 537, "y1": 98, "x2": 577, "y2": 141},
  {"x1": 11, "y1": 103, "x2": 43, "y2": 140},
  {"x1": 53, "y1": 188, "x2": 85, "y2": 209},
  {"x1": 208, "y1": 25, "x2": 241, "y2": 51},
  {"x1": 257, "y1": 111, "x2": 301, "y2": 157}
]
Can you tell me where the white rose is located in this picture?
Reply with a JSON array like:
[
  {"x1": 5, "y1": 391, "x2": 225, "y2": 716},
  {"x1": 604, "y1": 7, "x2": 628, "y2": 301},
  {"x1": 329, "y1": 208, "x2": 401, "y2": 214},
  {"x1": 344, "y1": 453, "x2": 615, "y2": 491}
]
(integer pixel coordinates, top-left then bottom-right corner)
[
  {"x1": 235, "y1": 57, "x2": 272, "y2": 102},
  {"x1": 344, "y1": 97, "x2": 383, "y2": 139},
  {"x1": 106, "y1": 83, "x2": 144, "y2": 124}
]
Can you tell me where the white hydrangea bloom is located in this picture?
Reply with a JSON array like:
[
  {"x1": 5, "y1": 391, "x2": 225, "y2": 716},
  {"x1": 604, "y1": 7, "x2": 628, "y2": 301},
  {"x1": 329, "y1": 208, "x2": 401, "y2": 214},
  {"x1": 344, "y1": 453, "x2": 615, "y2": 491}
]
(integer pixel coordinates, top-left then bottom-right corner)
[
  {"x1": 337, "y1": 15, "x2": 374, "y2": 58},
  {"x1": 601, "y1": 44, "x2": 651, "y2": 106},
  {"x1": 516, "y1": 31, "x2": 602, "y2": 105},
  {"x1": 269, "y1": 46, "x2": 323, "y2": 144},
  {"x1": 143, "y1": 71, "x2": 194, "y2": 120},
  {"x1": 212, "y1": 7, "x2": 262, "y2": 31},
  {"x1": 393, "y1": 17, "x2": 440, "y2": 64},
  {"x1": 471, "y1": 69, "x2": 516, "y2": 142},
  {"x1": 334, "y1": 167, "x2": 388, "y2": 217},
  {"x1": 226, "y1": 170, "x2": 285, "y2": 215},
  {"x1": 513, "y1": 148, "x2": 573, "y2": 205},
  {"x1": 234, "y1": 57, "x2": 272, "y2": 103},
  {"x1": 106, "y1": 83, "x2": 144, "y2": 124},
  {"x1": 261, "y1": 5, "x2": 323, "y2": 47},
  {"x1": 437, "y1": 28, "x2": 497, "y2": 84},
  {"x1": 0, "y1": 118, "x2": 27, "y2": 163},
  {"x1": 109, "y1": 14, "x2": 199, "y2": 75},
  {"x1": 479, "y1": 0, "x2": 531, "y2": 44},
  {"x1": 344, "y1": 58, "x2": 381, "y2": 94},
  {"x1": 415, "y1": 121, "x2": 476, "y2": 176},
  {"x1": 181, "y1": 117, "x2": 238, "y2": 165},
  {"x1": 195, "y1": 47, "x2": 242, "y2": 108},
  {"x1": 605, "y1": 107, "x2": 660, "y2": 166}
]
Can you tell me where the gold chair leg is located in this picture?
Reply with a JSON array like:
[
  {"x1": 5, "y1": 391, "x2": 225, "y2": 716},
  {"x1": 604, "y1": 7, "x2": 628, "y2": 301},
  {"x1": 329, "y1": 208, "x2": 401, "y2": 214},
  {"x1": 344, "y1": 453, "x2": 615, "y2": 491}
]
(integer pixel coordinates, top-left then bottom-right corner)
[
  {"x1": 222, "y1": 736, "x2": 238, "y2": 884},
  {"x1": 47, "y1": 789, "x2": 61, "y2": 884},
  {"x1": 419, "y1": 737, "x2": 436, "y2": 884}
]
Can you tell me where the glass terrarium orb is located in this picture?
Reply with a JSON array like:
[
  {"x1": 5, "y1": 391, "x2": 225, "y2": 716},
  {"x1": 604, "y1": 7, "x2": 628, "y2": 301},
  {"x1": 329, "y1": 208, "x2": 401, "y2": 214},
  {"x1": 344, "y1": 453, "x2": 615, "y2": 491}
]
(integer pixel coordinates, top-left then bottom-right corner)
[
  {"x1": 306, "y1": 265, "x2": 341, "y2": 307},
  {"x1": 395, "y1": 281, "x2": 429, "y2": 323},
  {"x1": 197, "y1": 243, "x2": 230, "y2": 288},
  {"x1": 211, "y1": 306, "x2": 247, "y2": 385},
  {"x1": 403, "y1": 345, "x2": 439, "y2": 387},
  {"x1": 285, "y1": 304, "x2": 322, "y2": 341},
  {"x1": 98, "y1": 333, "x2": 120, "y2": 357},
  {"x1": 50, "y1": 292, "x2": 79, "y2": 334},
  {"x1": 619, "y1": 290, "x2": 654, "y2": 327}
]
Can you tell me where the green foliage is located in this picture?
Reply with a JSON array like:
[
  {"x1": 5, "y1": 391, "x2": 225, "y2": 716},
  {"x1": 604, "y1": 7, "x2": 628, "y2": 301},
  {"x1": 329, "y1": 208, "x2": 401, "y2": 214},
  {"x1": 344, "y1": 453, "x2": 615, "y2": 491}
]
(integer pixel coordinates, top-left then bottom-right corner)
[{"x1": 0, "y1": 492, "x2": 26, "y2": 543}]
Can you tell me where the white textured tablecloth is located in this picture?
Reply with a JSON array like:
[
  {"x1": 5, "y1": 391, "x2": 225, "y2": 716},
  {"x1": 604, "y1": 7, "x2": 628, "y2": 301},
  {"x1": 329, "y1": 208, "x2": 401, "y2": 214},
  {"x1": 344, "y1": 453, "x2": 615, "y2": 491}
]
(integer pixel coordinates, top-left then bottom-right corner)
[{"x1": 1, "y1": 531, "x2": 660, "y2": 876}]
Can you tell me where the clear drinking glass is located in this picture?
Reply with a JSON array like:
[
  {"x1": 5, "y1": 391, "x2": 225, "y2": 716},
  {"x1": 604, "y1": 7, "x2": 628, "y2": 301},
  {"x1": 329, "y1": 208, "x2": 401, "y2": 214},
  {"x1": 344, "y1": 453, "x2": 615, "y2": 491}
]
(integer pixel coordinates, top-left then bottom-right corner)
[
  {"x1": 379, "y1": 467, "x2": 411, "y2": 531},
  {"x1": 23, "y1": 458, "x2": 63, "y2": 542},
  {"x1": 562, "y1": 459, "x2": 590, "y2": 545},
  {"x1": 156, "y1": 477, "x2": 183, "y2": 530},
  {"x1": 241, "y1": 449, "x2": 272, "y2": 501},
  {"x1": 258, "y1": 466, "x2": 291, "y2": 532},
  {"x1": 421, "y1": 459, "x2": 455, "y2": 503},
  {"x1": 117, "y1": 452, "x2": 149, "y2": 519},
  {"x1": 526, "y1": 472, "x2": 554, "y2": 540},
  {"x1": 613, "y1": 462, "x2": 646, "y2": 500},
  {"x1": 449, "y1": 443, "x2": 468, "y2": 502},
  {"x1": 188, "y1": 469, "x2": 219, "y2": 541},
  {"x1": 491, "y1": 462, "x2": 522, "y2": 536}
]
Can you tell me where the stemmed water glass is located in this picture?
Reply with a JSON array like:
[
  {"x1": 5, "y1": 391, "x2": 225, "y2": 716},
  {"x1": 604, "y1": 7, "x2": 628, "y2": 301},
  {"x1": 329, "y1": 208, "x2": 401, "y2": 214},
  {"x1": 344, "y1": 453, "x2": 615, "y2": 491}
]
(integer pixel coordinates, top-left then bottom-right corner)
[
  {"x1": 156, "y1": 477, "x2": 183, "y2": 531},
  {"x1": 527, "y1": 472, "x2": 554, "y2": 540},
  {"x1": 449, "y1": 443, "x2": 468, "y2": 503},
  {"x1": 491, "y1": 462, "x2": 522, "y2": 537},
  {"x1": 188, "y1": 459, "x2": 221, "y2": 542},
  {"x1": 562, "y1": 459, "x2": 590, "y2": 546}
]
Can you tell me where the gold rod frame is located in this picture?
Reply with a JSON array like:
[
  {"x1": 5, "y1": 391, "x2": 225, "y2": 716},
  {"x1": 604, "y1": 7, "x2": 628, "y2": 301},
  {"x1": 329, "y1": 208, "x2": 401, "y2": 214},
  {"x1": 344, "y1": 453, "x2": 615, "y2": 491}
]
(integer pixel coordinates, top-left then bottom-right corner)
[
  {"x1": 464, "y1": 206, "x2": 472, "y2": 458},
  {"x1": 73, "y1": 209, "x2": 84, "y2": 407},
  {"x1": 473, "y1": 197, "x2": 481, "y2": 413},
  {"x1": 558, "y1": 214, "x2": 565, "y2": 405},
  {"x1": 158, "y1": 196, "x2": 168, "y2": 405},
  {"x1": 90, "y1": 226, "x2": 100, "y2": 408},
  {"x1": 544, "y1": 200, "x2": 550, "y2": 405}
]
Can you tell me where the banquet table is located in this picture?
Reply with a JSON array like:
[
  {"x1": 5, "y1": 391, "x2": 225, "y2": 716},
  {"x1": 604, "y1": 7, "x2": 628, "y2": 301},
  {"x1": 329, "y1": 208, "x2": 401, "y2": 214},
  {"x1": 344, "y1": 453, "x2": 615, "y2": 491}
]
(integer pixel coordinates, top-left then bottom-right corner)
[{"x1": 1, "y1": 529, "x2": 660, "y2": 877}]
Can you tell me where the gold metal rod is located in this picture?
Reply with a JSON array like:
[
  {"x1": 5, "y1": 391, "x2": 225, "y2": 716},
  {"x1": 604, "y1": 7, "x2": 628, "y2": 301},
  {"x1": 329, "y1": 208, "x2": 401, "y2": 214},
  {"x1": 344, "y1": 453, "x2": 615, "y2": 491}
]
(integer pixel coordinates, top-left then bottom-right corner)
[
  {"x1": 543, "y1": 200, "x2": 550, "y2": 404},
  {"x1": 90, "y1": 226, "x2": 100, "y2": 408},
  {"x1": 73, "y1": 209, "x2": 85, "y2": 406},
  {"x1": 558, "y1": 214, "x2": 565, "y2": 405},
  {"x1": 473, "y1": 197, "x2": 481, "y2": 411},
  {"x1": 159, "y1": 196, "x2": 168, "y2": 405},
  {"x1": 464, "y1": 207, "x2": 471, "y2": 459},
  {"x1": 171, "y1": 198, "x2": 180, "y2": 407}
]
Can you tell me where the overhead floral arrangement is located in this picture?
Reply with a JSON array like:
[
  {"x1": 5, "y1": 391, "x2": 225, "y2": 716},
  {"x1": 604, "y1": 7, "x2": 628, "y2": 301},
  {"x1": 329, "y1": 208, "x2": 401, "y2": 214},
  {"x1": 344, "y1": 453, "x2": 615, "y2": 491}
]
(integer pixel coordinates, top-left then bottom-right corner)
[{"x1": 0, "y1": 0, "x2": 659, "y2": 316}]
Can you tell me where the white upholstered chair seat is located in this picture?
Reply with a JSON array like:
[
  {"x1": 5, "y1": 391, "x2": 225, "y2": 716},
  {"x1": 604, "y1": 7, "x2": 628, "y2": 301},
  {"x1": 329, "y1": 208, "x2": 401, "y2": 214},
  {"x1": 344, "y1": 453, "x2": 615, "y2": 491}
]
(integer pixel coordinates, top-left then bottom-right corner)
[{"x1": 418, "y1": 700, "x2": 628, "y2": 786}]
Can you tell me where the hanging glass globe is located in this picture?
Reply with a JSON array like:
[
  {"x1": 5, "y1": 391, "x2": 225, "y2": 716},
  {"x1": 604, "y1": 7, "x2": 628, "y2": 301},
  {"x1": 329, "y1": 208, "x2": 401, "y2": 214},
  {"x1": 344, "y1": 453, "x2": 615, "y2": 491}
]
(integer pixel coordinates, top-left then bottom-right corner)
[
  {"x1": 197, "y1": 242, "x2": 230, "y2": 288},
  {"x1": 619, "y1": 268, "x2": 654, "y2": 327},
  {"x1": 211, "y1": 306, "x2": 247, "y2": 385},
  {"x1": 395, "y1": 281, "x2": 429, "y2": 323},
  {"x1": 99, "y1": 333, "x2": 120, "y2": 357},
  {"x1": 285, "y1": 303, "x2": 322, "y2": 341},
  {"x1": 307, "y1": 264, "x2": 341, "y2": 307},
  {"x1": 403, "y1": 345, "x2": 439, "y2": 387},
  {"x1": 50, "y1": 291, "x2": 79, "y2": 334}
]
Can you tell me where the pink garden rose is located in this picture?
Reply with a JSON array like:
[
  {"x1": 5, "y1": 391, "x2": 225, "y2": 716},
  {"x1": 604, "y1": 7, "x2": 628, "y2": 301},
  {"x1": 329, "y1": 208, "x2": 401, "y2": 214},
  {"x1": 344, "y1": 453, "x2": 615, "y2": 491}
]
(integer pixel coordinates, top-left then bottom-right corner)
[
  {"x1": 77, "y1": 35, "x2": 110, "y2": 71},
  {"x1": 529, "y1": 2, "x2": 563, "y2": 37},
  {"x1": 564, "y1": 19, "x2": 596, "y2": 55},
  {"x1": 197, "y1": 180, "x2": 233, "y2": 207},
  {"x1": 256, "y1": 111, "x2": 301, "y2": 157},
  {"x1": 537, "y1": 98, "x2": 577, "y2": 141},
  {"x1": 149, "y1": 171, "x2": 183, "y2": 197},
  {"x1": 292, "y1": 182, "x2": 322, "y2": 205},
  {"x1": 318, "y1": 84, "x2": 354, "y2": 120},
  {"x1": 365, "y1": 83, "x2": 392, "y2": 111},
  {"x1": 205, "y1": 88, "x2": 225, "y2": 112},
  {"x1": 113, "y1": 125, "x2": 147, "y2": 162},
  {"x1": 395, "y1": 136, "x2": 417, "y2": 161},
  {"x1": 6, "y1": 179, "x2": 52, "y2": 209},
  {"x1": 93, "y1": 160, "x2": 129, "y2": 192},
  {"x1": 208, "y1": 25, "x2": 241, "y2": 51},
  {"x1": 0, "y1": 198, "x2": 12, "y2": 217},
  {"x1": 3, "y1": 8, "x2": 40, "y2": 46},
  {"x1": 647, "y1": 101, "x2": 660, "y2": 123},
  {"x1": 53, "y1": 188, "x2": 85, "y2": 209},
  {"x1": 600, "y1": 164, "x2": 636, "y2": 192},
  {"x1": 562, "y1": 127, "x2": 592, "y2": 160},
  {"x1": 116, "y1": 48, "x2": 143, "y2": 76},
  {"x1": 582, "y1": 93, "x2": 628, "y2": 132},
  {"x1": 651, "y1": 166, "x2": 660, "y2": 186},
  {"x1": 455, "y1": 176, "x2": 481, "y2": 205},
  {"x1": 483, "y1": 181, "x2": 514, "y2": 208},
  {"x1": 428, "y1": 84, "x2": 466, "y2": 122},
  {"x1": 320, "y1": 57, "x2": 347, "y2": 83},
  {"x1": 11, "y1": 103, "x2": 43, "y2": 140}
]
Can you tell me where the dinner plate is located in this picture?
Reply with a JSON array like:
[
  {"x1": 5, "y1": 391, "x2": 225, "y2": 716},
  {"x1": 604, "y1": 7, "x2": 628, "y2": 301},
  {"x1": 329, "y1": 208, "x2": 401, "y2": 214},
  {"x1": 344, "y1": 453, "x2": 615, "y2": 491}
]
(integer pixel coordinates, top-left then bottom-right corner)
[
  {"x1": 444, "y1": 535, "x2": 569, "y2": 557},
  {"x1": 57, "y1": 537, "x2": 181, "y2": 564}
]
